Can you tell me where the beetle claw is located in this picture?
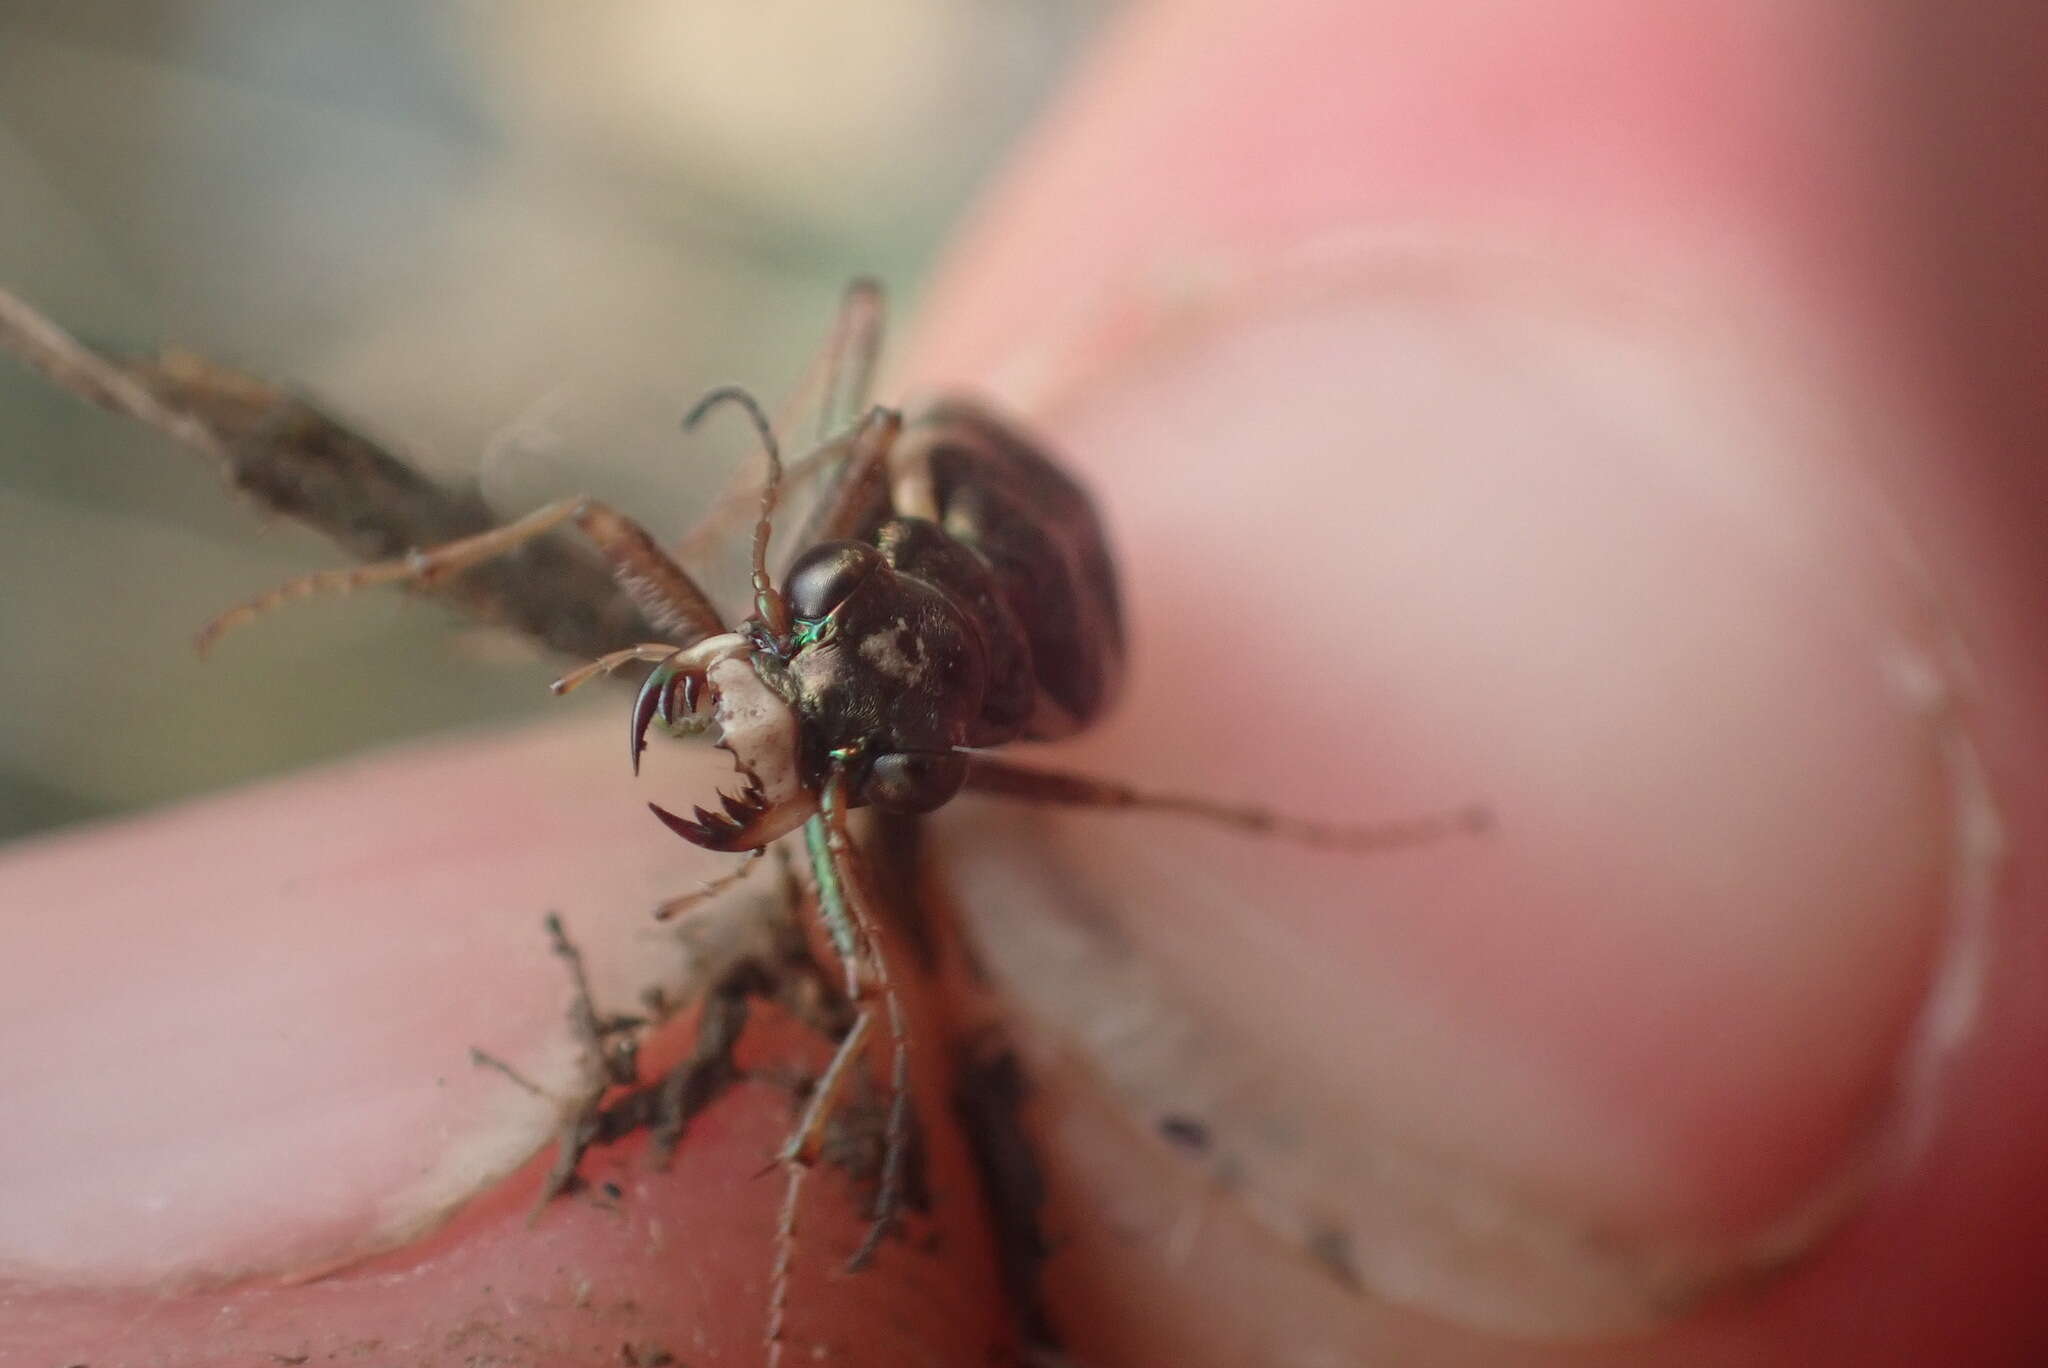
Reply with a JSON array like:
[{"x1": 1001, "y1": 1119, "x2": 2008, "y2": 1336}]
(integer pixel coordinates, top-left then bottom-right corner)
[
  {"x1": 631, "y1": 651, "x2": 701, "y2": 776},
  {"x1": 648, "y1": 800, "x2": 709, "y2": 844}
]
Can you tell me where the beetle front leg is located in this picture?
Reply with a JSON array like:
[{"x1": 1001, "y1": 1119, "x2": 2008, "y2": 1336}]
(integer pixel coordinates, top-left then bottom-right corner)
[
  {"x1": 198, "y1": 496, "x2": 727, "y2": 652},
  {"x1": 765, "y1": 767, "x2": 917, "y2": 1368},
  {"x1": 807, "y1": 770, "x2": 915, "y2": 1272}
]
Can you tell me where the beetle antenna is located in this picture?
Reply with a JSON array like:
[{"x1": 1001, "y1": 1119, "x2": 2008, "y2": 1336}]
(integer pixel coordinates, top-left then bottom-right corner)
[{"x1": 684, "y1": 385, "x2": 792, "y2": 641}]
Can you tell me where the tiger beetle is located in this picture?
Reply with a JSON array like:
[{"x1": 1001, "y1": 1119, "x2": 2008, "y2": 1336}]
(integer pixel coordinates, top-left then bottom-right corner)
[{"x1": 199, "y1": 280, "x2": 1484, "y2": 1364}]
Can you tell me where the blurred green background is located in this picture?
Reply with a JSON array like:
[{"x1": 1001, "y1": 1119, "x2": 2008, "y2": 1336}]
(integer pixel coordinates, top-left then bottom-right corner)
[{"x1": 0, "y1": 1, "x2": 1111, "y2": 841}]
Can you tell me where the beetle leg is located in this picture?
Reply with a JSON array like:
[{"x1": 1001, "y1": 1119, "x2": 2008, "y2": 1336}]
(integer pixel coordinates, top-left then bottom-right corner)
[
  {"x1": 198, "y1": 496, "x2": 727, "y2": 653},
  {"x1": 959, "y1": 754, "x2": 1492, "y2": 854},
  {"x1": 764, "y1": 1001, "x2": 878, "y2": 1368},
  {"x1": 777, "y1": 1011, "x2": 876, "y2": 1170},
  {"x1": 763, "y1": 782, "x2": 915, "y2": 1367},
  {"x1": 651, "y1": 847, "x2": 765, "y2": 923},
  {"x1": 766, "y1": 760, "x2": 917, "y2": 1368},
  {"x1": 814, "y1": 277, "x2": 886, "y2": 441},
  {"x1": 791, "y1": 404, "x2": 903, "y2": 550},
  {"x1": 812, "y1": 770, "x2": 915, "y2": 1273}
]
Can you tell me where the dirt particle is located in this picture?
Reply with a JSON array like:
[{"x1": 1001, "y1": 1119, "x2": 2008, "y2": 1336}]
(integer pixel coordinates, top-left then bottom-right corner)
[{"x1": 1157, "y1": 1113, "x2": 1211, "y2": 1154}]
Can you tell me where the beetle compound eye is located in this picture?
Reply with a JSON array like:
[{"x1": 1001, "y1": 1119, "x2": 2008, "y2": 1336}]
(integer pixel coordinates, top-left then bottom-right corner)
[
  {"x1": 862, "y1": 750, "x2": 969, "y2": 814},
  {"x1": 784, "y1": 540, "x2": 882, "y2": 619}
]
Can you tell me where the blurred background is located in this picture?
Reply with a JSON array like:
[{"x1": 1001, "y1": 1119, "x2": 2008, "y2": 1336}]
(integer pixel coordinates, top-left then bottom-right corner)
[{"x1": 0, "y1": 0, "x2": 1112, "y2": 841}]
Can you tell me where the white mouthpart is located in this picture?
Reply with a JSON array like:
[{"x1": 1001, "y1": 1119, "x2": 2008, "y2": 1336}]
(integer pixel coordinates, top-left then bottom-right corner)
[
  {"x1": 705, "y1": 654, "x2": 817, "y2": 845},
  {"x1": 707, "y1": 657, "x2": 799, "y2": 800}
]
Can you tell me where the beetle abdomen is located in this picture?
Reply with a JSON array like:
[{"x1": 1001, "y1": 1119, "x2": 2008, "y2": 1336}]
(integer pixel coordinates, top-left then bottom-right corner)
[{"x1": 895, "y1": 400, "x2": 1124, "y2": 738}]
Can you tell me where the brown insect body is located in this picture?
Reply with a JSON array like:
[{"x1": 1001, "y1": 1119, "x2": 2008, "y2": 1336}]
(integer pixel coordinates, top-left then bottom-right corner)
[
  {"x1": 891, "y1": 399, "x2": 1125, "y2": 739},
  {"x1": 168, "y1": 282, "x2": 1482, "y2": 1367},
  {"x1": 774, "y1": 402, "x2": 1124, "y2": 794},
  {"x1": 636, "y1": 398, "x2": 1126, "y2": 852}
]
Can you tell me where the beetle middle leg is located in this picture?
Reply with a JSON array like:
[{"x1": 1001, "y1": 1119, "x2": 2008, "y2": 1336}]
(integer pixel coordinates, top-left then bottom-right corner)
[
  {"x1": 961, "y1": 754, "x2": 1491, "y2": 853},
  {"x1": 814, "y1": 766, "x2": 915, "y2": 1269}
]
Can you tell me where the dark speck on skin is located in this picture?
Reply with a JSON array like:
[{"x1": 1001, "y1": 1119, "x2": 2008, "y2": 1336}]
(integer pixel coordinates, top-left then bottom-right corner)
[
  {"x1": 1158, "y1": 1113, "x2": 1212, "y2": 1154},
  {"x1": 1307, "y1": 1225, "x2": 1363, "y2": 1291}
]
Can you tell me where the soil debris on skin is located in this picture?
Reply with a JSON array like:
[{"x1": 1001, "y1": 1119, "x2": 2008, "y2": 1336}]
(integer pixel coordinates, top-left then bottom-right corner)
[
  {"x1": 1158, "y1": 1113, "x2": 1213, "y2": 1156},
  {"x1": 1307, "y1": 1224, "x2": 1364, "y2": 1293},
  {"x1": 475, "y1": 861, "x2": 929, "y2": 1233},
  {"x1": 820, "y1": 1070, "x2": 932, "y2": 1222},
  {"x1": 618, "y1": 1343, "x2": 678, "y2": 1366},
  {"x1": 954, "y1": 1041, "x2": 1057, "y2": 1352}
]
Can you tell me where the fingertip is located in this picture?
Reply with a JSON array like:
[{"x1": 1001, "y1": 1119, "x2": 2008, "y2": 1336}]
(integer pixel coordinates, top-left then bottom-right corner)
[
  {"x1": 928, "y1": 251, "x2": 1972, "y2": 1340},
  {"x1": 0, "y1": 716, "x2": 1009, "y2": 1362}
]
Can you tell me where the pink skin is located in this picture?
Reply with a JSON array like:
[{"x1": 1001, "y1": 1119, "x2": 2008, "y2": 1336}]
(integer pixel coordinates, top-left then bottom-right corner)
[{"x1": 6, "y1": 1, "x2": 2048, "y2": 1364}]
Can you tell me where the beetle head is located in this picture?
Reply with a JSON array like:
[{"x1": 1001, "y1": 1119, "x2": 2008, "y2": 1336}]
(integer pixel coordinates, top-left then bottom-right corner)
[{"x1": 633, "y1": 534, "x2": 991, "y2": 851}]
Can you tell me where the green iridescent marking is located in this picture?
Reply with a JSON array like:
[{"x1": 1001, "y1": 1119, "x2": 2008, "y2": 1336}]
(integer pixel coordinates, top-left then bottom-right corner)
[{"x1": 791, "y1": 616, "x2": 832, "y2": 649}]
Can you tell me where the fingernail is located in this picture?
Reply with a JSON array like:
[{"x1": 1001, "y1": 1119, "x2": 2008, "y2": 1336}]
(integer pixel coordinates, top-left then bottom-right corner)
[{"x1": 934, "y1": 245, "x2": 1992, "y2": 1337}]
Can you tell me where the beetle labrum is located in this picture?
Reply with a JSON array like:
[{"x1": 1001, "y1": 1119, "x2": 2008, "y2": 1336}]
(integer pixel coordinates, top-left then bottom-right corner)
[{"x1": 198, "y1": 280, "x2": 1483, "y2": 1362}]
